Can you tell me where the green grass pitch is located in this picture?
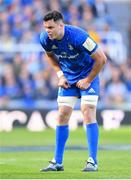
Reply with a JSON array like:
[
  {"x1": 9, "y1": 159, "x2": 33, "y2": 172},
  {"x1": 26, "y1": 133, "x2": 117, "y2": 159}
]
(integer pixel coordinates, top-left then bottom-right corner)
[{"x1": 0, "y1": 126, "x2": 131, "y2": 179}]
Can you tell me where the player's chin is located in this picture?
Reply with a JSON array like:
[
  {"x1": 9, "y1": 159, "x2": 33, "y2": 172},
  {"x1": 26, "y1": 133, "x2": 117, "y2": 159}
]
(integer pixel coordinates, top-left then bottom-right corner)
[
  {"x1": 48, "y1": 37, "x2": 53, "y2": 40},
  {"x1": 48, "y1": 35, "x2": 55, "y2": 40}
]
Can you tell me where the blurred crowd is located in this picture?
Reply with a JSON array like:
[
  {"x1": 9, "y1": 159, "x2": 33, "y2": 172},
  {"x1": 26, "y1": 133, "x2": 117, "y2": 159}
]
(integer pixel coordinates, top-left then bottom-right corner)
[{"x1": 0, "y1": 0, "x2": 131, "y2": 108}]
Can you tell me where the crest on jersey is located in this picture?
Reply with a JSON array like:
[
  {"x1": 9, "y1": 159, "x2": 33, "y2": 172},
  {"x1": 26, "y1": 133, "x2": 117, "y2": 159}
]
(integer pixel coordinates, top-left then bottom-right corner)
[
  {"x1": 68, "y1": 44, "x2": 74, "y2": 50},
  {"x1": 83, "y1": 37, "x2": 96, "y2": 52}
]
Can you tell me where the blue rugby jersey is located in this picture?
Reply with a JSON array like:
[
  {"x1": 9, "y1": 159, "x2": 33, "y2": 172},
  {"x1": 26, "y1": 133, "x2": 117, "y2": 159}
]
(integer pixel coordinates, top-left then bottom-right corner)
[{"x1": 40, "y1": 25, "x2": 98, "y2": 85}]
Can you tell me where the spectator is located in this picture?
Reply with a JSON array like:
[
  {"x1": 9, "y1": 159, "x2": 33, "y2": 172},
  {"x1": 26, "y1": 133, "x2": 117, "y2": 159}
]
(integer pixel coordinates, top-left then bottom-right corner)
[
  {"x1": 0, "y1": 0, "x2": 130, "y2": 108},
  {"x1": 106, "y1": 67, "x2": 128, "y2": 104}
]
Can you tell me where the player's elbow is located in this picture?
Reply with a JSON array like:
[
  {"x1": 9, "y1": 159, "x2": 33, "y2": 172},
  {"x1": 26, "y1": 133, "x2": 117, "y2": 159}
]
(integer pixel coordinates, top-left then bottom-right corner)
[{"x1": 101, "y1": 54, "x2": 107, "y2": 66}]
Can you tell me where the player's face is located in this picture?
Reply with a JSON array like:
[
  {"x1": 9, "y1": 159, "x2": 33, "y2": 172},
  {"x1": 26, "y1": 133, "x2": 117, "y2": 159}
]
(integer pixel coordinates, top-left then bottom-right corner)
[{"x1": 44, "y1": 19, "x2": 64, "y2": 40}]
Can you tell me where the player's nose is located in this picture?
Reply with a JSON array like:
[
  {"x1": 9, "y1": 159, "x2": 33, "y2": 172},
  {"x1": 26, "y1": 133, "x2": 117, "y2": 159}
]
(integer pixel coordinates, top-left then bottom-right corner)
[{"x1": 45, "y1": 28, "x2": 51, "y2": 34}]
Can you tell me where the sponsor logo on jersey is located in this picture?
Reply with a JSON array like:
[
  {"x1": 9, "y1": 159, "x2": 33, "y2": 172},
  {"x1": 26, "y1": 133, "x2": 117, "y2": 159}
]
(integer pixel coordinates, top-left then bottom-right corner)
[
  {"x1": 57, "y1": 52, "x2": 79, "y2": 59},
  {"x1": 83, "y1": 37, "x2": 96, "y2": 52},
  {"x1": 68, "y1": 44, "x2": 74, "y2": 50}
]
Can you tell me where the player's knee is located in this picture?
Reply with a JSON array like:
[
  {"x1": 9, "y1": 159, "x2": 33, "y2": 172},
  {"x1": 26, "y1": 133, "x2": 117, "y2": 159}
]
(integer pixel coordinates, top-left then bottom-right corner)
[
  {"x1": 81, "y1": 104, "x2": 97, "y2": 124},
  {"x1": 57, "y1": 111, "x2": 70, "y2": 124},
  {"x1": 57, "y1": 106, "x2": 72, "y2": 125},
  {"x1": 57, "y1": 113, "x2": 68, "y2": 124}
]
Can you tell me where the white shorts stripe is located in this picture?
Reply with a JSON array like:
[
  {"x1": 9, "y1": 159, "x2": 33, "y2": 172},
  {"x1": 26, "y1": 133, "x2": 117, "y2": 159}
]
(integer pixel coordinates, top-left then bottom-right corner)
[
  {"x1": 81, "y1": 95, "x2": 98, "y2": 106},
  {"x1": 57, "y1": 96, "x2": 78, "y2": 108}
]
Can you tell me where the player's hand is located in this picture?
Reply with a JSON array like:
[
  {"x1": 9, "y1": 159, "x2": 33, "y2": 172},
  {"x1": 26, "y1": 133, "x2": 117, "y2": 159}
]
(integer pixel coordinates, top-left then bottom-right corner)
[
  {"x1": 76, "y1": 78, "x2": 91, "y2": 90},
  {"x1": 58, "y1": 76, "x2": 71, "y2": 89}
]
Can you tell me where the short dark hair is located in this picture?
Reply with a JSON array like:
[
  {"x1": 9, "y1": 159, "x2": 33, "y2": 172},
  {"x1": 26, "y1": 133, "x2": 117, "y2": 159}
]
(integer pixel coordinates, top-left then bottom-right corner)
[{"x1": 43, "y1": 10, "x2": 64, "y2": 22}]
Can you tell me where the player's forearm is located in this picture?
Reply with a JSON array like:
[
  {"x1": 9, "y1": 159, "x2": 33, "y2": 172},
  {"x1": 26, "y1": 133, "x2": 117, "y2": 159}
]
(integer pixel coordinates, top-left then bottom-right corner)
[
  {"x1": 86, "y1": 60, "x2": 106, "y2": 83},
  {"x1": 86, "y1": 48, "x2": 107, "y2": 83},
  {"x1": 46, "y1": 53, "x2": 61, "y2": 73}
]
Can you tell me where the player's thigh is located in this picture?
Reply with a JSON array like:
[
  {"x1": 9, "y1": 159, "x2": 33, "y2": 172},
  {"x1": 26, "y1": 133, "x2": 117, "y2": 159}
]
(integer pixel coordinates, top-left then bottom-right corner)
[
  {"x1": 80, "y1": 76, "x2": 99, "y2": 107},
  {"x1": 57, "y1": 85, "x2": 79, "y2": 108},
  {"x1": 57, "y1": 85, "x2": 79, "y2": 125},
  {"x1": 80, "y1": 76, "x2": 99, "y2": 123}
]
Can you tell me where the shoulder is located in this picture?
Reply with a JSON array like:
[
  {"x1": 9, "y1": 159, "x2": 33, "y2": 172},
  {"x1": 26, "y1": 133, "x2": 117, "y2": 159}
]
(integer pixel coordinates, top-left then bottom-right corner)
[
  {"x1": 65, "y1": 25, "x2": 89, "y2": 44},
  {"x1": 66, "y1": 25, "x2": 89, "y2": 38},
  {"x1": 39, "y1": 31, "x2": 52, "y2": 52},
  {"x1": 40, "y1": 31, "x2": 49, "y2": 43},
  {"x1": 65, "y1": 25, "x2": 88, "y2": 35},
  {"x1": 65, "y1": 25, "x2": 98, "y2": 54}
]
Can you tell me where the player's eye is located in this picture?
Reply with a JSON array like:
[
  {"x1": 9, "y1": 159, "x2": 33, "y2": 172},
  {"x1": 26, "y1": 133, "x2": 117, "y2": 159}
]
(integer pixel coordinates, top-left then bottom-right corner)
[{"x1": 48, "y1": 26, "x2": 54, "y2": 29}]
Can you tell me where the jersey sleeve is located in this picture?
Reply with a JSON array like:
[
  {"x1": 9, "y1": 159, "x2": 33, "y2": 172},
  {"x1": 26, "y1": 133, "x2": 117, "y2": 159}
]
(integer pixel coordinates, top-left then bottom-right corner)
[
  {"x1": 75, "y1": 29, "x2": 98, "y2": 55},
  {"x1": 40, "y1": 32, "x2": 52, "y2": 52}
]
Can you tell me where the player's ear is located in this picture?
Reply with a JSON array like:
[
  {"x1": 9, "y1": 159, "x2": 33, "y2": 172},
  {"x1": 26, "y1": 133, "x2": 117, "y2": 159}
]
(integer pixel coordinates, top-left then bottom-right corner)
[
  {"x1": 59, "y1": 20, "x2": 64, "y2": 27},
  {"x1": 60, "y1": 24, "x2": 63, "y2": 28}
]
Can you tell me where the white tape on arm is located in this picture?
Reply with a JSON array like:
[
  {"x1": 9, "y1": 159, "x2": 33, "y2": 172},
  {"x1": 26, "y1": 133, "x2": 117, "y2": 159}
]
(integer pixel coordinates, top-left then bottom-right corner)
[
  {"x1": 83, "y1": 37, "x2": 96, "y2": 52},
  {"x1": 56, "y1": 71, "x2": 64, "y2": 78}
]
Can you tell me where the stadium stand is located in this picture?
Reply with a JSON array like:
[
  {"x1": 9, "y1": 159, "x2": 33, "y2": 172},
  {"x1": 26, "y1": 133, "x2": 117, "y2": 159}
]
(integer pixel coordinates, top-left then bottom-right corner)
[{"x1": 0, "y1": 0, "x2": 130, "y2": 109}]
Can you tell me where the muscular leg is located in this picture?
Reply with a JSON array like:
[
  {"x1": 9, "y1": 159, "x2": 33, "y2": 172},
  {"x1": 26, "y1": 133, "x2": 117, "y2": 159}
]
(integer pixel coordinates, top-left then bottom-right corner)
[
  {"x1": 41, "y1": 91, "x2": 78, "y2": 171},
  {"x1": 81, "y1": 104, "x2": 97, "y2": 124},
  {"x1": 81, "y1": 104, "x2": 99, "y2": 164},
  {"x1": 57, "y1": 105, "x2": 73, "y2": 125},
  {"x1": 54, "y1": 105, "x2": 73, "y2": 164}
]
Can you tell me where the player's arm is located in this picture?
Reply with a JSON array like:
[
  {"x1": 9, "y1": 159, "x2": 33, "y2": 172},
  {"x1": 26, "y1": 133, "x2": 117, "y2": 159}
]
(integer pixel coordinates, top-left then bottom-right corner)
[
  {"x1": 40, "y1": 33, "x2": 70, "y2": 88},
  {"x1": 76, "y1": 47, "x2": 106, "y2": 89},
  {"x1": 46, "y1": 52, "x2": 70, "y2": 89},
  {"x1": 46, "y1": 52, "x2": 61, "y2": 72},
  {"x1": 87, "y1": 47, "x2": 107, "y2": 82},
  {"x1": 76, "y1": 31, "x2": 107, "y2": 89}
]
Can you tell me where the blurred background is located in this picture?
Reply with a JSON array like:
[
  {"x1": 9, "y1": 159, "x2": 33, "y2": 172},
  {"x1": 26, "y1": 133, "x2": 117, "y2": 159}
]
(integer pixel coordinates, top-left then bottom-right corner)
[{"x1": 0, "y1": 0, "x2": 131, "y2": 131}]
